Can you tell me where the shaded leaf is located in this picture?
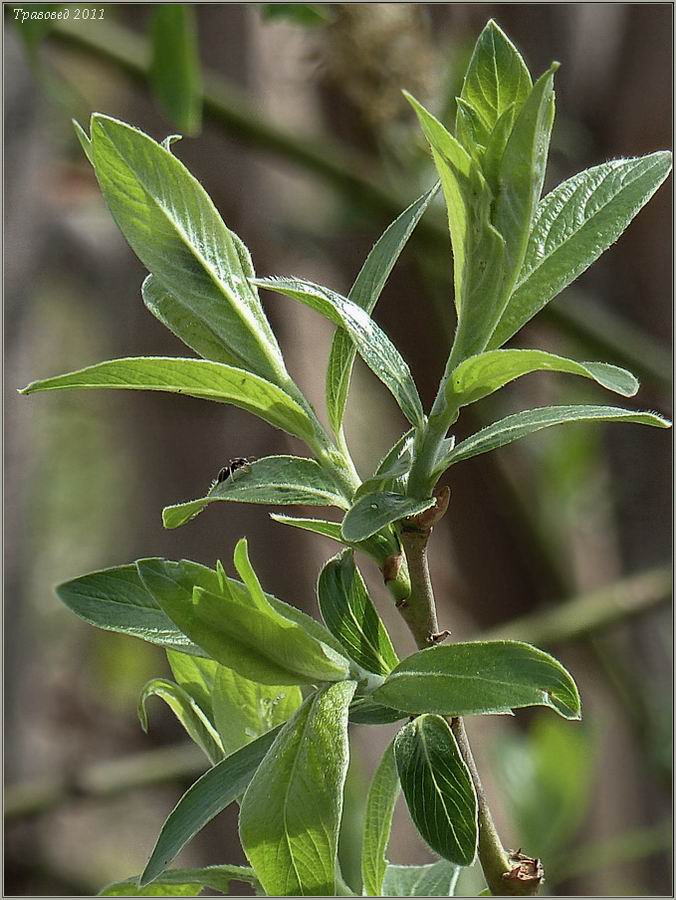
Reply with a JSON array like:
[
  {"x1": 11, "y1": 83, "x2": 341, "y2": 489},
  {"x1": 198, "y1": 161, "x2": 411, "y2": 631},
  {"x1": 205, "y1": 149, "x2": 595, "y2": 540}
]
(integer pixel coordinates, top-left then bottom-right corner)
[
  {"x1": 374, "y1": 641, "x2": 581, "y2": 720},
  {"x1": 318, "y1": 551, "x2": 398, "y2": 675},
  {"x1": 270, "y1": 514, "x2": 399, "y2": 565},
  {"x1": 150, "y1": 5, "x2": 202, "y2": 134},
  {"x1": 140, "y1": 729, "x2": 280, "y2": 886},
  {"x1": 138, "y1": 678, "x2": 223, "y2": 765},
  {"x1": 361, "y1": 741, "x2": 400, "y2": 896},
  {"x1": 89, "y1": 114, "x2": 288, "y2": 385},
  {"x1": 491, "y1": 152, "x2": 673, "y2": 347},
  {"x1": 166, "y1": 650, "x2": 219, "y2": 719},
  {"x1": 55, "y1": 565, "x2": 205, "y2": 656},
  {"x1": 326, "y1": 185, "x2": 439, "y2": 433},
  {"x1": 239, "y1": 681, "x2": 357, "y2": 896},
  {"x1": 341, "y1": 492, "x2": 435, "y2": 543},
  {"x1": 382, "y1": 860, "x2": 460, "y2": 897},
  {"x1": 163, "y1": 456, "x2": 349, "y2": 529},
  {"x1": 395, "y1": 715, "x2": 477, "y2": 866},
  {"x1": 436, "y1": 405, "x2": 671, "y2": 472},
  {"x1": 354, "y1": 430, "x2": 415, "y2": 499},
  {"x1": 256, "y1": 276, "x2": 425, "y2": 428},
  {"x1": 20, "y1": 357, "x2": 317, "y2": 446}
]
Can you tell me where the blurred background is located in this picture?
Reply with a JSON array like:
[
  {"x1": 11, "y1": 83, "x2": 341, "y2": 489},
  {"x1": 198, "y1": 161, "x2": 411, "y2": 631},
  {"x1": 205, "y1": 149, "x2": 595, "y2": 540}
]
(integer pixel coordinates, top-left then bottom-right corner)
[{"x1": 4, "y1": 3, "x2": 672, "y2": 896}]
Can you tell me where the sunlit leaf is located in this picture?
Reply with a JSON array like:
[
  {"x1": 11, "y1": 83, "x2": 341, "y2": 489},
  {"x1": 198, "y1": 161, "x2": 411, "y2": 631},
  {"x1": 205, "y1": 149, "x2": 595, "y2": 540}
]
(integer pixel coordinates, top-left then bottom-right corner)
[
  {"x1": 361, "y1": 741, "x2": 400, "y2": 896},
  {"x1": 382, "y1": 861, "x2": 460, "y2": 897}
]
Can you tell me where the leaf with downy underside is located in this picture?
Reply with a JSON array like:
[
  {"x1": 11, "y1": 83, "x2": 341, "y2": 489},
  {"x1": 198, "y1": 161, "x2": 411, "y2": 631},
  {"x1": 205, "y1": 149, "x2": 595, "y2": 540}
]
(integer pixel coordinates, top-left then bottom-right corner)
[
  {"x1": 341, "y1": 492, "x2": 435, "y2": 543},
  {"x1": 212, "y1": 665, "x2": 302, "y2": 756},
  {"x1": 447, "y1": 349, "x2": 638, "y2": 408},
  {"x1": 318, "y1": 550, "x2": 398, "y2": 676},
  {"x1": 239, "y1": 681, "x2": 357, "y2": 897},
  {"x1": 349, "y1": 696, "x2": 404, "y2": 725},
  {"x1": 20, "y1": 357, "x2": 317, "y2": 446},
  {"x1": 137, "y1": 557, "x2": 352, "y2": 686},
  {"x1": 55, "y1": 565, "x2": 206, "y2": 657},
  {"x1": 361, "y1": 741, "x2": 400, "y2": 896},
  {"x1": 459, "y1": 19, "x2": 532, "y2": 135},
  {"x1": 100, "y1": 864, "x2": 256, "y2": 896},
  {"x1": 491, "y1": 64, "x2": 557, "y2": 300},
  {"x1": 406, "y1": 93, "x2": 506, "y2": 358},
  {"x1": 374, "y1": 641, "x2": 581, "y2": 719},
  {"x1": 382, "y1": 861, "x2": 460, "y2": 897},
  {"x1": 89, "y1": 114, "x2": 288, "y2": 386},
  {"x1": 270, "y1": 514, "x2": 399, "y2": 566},
  {"x1": 255, "y1": 276, "x2": 425, "y2": 429},
  {"x1": 163, "y1": 456, "x2": 350, "y2": 529},
  {"x1": 150, "y1": 5, "x2": 202, "y2": 135},
  {"x1": 137, "y1": 678, "x2": 223, "y2": 765},
  {"x1": 490, "y1": 151, "x2": 673, "y2": 348},
  {"x1": 436, "y1": 405, "x2": 671, "y2": 473},
  {"x1": 140, "y1": 727, "x2": 280, "y2": 886},
  {"x1": 395, "y1": 715, "x2": 478, "y2": 866},
  {"x1": 326, "y1": 184, "x2": 439, "y2": 434}
]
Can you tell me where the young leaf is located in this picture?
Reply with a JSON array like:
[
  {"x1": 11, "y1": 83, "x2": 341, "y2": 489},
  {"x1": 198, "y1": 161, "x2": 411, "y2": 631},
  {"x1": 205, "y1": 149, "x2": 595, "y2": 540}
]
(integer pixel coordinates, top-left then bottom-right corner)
[
  {"x1": 270, "y1": 514, "x2": 399, "y2": 565},
  {"x1": 326, "y1": 184, "x2": 439, "y2": 434},
  {"x1": 100, "y1": 865, "x2": 256, "y2": 897},
  {"x1": 138, "y1": 678, "x2": 223, "y2": 765},
  {"x1": 239, "y1": 681, "x2": 357, "y2": 896},
  {"x1": 212, "y1": 666, "x2": 302, "y2": 756},
  {"x1": 448, "y1": 348, "x2": 638, "y2": 407},
  {"x1": 455, "y1": 98, "x2": 490, "y2": 158},
  {"x1": 382, "y1": 861, "x2": 460, "y2": 897},
  {"x1": 341, "y1": 492, "x2": 435, "y2": 543},
  {"x1": 255, "y1": 276, "x2": 425, "y2": 428},
  {"x1": 374, "y1": 641, "x2": 581, "y2": 719},
  {"x1": 89, "y1": 114, "x2": 288, "y2": 386},
  {"x1": 72, "y1": 118, "x2": 94, "y2": 164},
  {"x1": 163, "y1": 456, "x2": 350, "y2": 529},
  {"x1": 395, "y1": 715, "x2": 478, "y2": 866},
  {"x1": 490, "y1": 152, "x2": 673, "y2": 347},
  {"x1": 166, "y1": 650, "x2": 219, "y2": 719},
  {"x1": 354, "y1": 430, "x2": 415, "y2": 499},
  {"x1": 491, "y1": 65, "x2": 557, "y2": 300},
  {"x1": 232, "y1": 537, "x2": 274, "y2": 614},
  {"x1": 150, "y1": 5, "x2": 202, "y2": 135},
  {"x1": 436, "y1": 405, "x2": 671, "y2": 472},
  {"x1": 140, "y1": 728, "x2": 280, "y2": 886},
  {"x1": 459, "y1": 19, "x2": 532, "y2": 134},
  {"x1": 55, "y1": 565, "x2": 205, "y2": 656},
  {"x1": 20, "y1": 358, "x2": 318, "y2": 446},
  {"x1": 137, "y1": 558, "x2": 351, "y2": 686},
  {"x1": 361, "y1": 741, "x2": 400, "y2": 896},
  {"x1": 348, "y1": 697, "x2": 405, "y2": 725},
  {"x1": 318, "y1": 550, "x2": 399, "y2": 676}
]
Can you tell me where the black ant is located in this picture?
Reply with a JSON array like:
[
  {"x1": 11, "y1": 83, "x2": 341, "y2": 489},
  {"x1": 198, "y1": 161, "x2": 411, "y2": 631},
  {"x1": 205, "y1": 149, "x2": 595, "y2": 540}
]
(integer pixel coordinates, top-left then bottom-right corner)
[{"x1": 215, "y1": 456, "x2": 256, "y2": 484}]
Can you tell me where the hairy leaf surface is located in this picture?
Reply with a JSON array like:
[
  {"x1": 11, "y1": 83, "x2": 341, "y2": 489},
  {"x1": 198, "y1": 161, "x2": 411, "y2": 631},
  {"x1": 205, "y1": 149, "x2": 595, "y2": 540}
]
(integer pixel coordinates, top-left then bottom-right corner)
[{"x1": 361, "y1": 741, "x2": 400, "y2": 896}]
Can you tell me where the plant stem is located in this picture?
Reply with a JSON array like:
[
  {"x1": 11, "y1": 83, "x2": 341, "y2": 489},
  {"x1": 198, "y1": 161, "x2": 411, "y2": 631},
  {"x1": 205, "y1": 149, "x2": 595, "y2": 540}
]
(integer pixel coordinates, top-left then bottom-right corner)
[{"x1": 399, "y1": 509, "x2": 543, "y2": 897}]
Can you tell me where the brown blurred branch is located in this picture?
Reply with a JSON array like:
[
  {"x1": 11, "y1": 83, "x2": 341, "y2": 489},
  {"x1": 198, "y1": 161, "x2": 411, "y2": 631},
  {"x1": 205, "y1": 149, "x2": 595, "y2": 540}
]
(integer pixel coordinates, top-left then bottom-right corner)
[{"x1": 33, "y1": 13, "x2": 672, "y2": 390}]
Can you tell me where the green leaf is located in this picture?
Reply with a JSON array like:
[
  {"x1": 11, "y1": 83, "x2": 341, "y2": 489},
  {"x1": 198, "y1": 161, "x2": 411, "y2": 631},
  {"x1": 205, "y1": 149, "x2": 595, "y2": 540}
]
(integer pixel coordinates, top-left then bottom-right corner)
[
  {"x1": 166, "y1": 650, "x2": 218, "y2": 719},
  {"x1": 459, "y1": 20, "x2": 532, "y2": 134},
  {"x1": 101, "y1": 865, "x2": 255, "y2": 896},
  {"x1": 492, "y1": 65, "x2": 557, "y2": 298},
  {"x1": 341, "y1": 492, "x2": 435, "y2": 543},
  {"x1": 448, "y1": 349, "x2": 638, "y2": 407},
  {"x1": 55, "y1": 565, "x2": 205, "y2": 656},
  {"x1": 436, "y1": 405, "x2": 671, "y2": 472},
  {"x1": 72, "y1": 118, "x2": 94, "y2": 165},
  {"x1": 318, "y1": 551, "x2": 398, "y2": 676},
  {"x1": 374, "y1": 641, "x2": 581, "y2": 719},
  {"x1": 212, "y1": 665, "x2": 302, "y2": 757},
  {"x1": 361, "y1": 741, "x2": 400, "y2": 896},
  {"x1": 89, "y1": 114, "x2": 288, "y2": 386},
  {"x1": 163, "y1": 456, "x2": 349, "y2": 529},
  {"x1": 354, "y1": 430, "x2": 414, "y2": 499},
  {"x1": 491, "y1": 152, "x2": 673, "y2": 347},
  {"x1": 137, "y1": 558, "x2": 352, "y2": 686},
  {"x1": 138, "y1": 678, "x2": 223, "y2": 765},
  {"x1": 455, "y1": 98, "x2": 490, "y2": 159},
  {"x1": 270, "y1": 514, "x2": 399, "y2": 566},
  {"x1": 395, "y1": 715, "x2": 477, "y2": 866},
  {"x1": 406, "y1": 93, "x2": 506, "y2": 358},
  {"x1": 140, "y1": 728, "x2": 280, "y2": 886},
  {"x1": 255, "y1": 277, "x2": 425, "y2": 428},
  {"x1": 232, "y1": 537, "x2": 274, "y2": 614},
  {"x1": 348, "y1": 697, "x2": 405, "y2": 725},
  {"x1": 382, "y1": 861, "x2": 460, "y2": 897},
  {"x1": 326, "y1": 185, "x2": 439, "y2": 434},
  {"x1": 20, "y1": 357, "x2": 317, "y2": 446},
  {"x1": 150, "y1": 5, "x2": 202, "y2": 135},
  {"x1": 239, "y1": 681, "x2": 357, "y2": 896}
]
